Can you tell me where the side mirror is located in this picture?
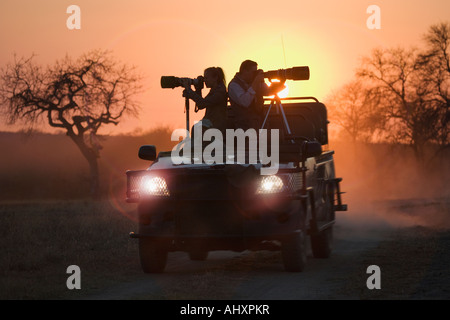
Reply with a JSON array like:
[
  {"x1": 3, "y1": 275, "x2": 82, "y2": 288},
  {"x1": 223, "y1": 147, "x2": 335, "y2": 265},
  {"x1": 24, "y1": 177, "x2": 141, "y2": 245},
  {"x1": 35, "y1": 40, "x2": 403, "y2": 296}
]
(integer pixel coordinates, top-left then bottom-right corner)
[
  {"x1": 302, "y1": 141, "x2": 322, "y2": 159},
  {"x1": 138, "y1": 145, "x2": 157, "y2": 161}
]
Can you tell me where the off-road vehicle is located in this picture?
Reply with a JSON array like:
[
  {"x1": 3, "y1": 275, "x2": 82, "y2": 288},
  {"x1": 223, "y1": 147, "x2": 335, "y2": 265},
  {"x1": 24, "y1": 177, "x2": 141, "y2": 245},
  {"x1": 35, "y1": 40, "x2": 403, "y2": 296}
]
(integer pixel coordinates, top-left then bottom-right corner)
[{"x1": 127, "y1": 66, "x2": 347, "y2": 273}]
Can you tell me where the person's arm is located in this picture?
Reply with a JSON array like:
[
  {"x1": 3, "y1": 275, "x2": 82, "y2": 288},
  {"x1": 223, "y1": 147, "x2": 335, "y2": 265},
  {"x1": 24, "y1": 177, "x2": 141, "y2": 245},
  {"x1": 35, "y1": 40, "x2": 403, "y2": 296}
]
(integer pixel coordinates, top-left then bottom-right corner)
[
  {"x1": 183, "y1": 86, "x2": 226, "y2": 110},
  {"x1": 260, "y1": 82, "x2": 272, "y2": 96},
  {"x1": 252, "y1": 70, "x2": 286, "y2": 96},
  {"x1": 228, "y1": 82, "x2": 256, "y2": 108}
]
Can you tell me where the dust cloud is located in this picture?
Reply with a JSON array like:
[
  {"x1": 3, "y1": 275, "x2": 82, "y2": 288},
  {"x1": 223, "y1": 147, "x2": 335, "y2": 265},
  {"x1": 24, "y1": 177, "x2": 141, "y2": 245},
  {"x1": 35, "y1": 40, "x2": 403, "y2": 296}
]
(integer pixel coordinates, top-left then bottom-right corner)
[
  {"x1": 0, "y1": 131, "x2": 448, "y2": 230},
  {"x1": 331, "y1": 141, "x2": 450, "y2": 231}
]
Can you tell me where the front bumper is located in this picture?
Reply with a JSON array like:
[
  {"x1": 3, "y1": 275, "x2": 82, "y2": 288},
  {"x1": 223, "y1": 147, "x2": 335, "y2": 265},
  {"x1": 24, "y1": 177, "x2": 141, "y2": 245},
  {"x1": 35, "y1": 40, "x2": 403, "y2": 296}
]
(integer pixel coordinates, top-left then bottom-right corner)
[
  {"x1": 127, "y1": 166, "x2": 307, "y2": 250},
  {"x1": 129, "y1": 229, "x2": 302, "y2": 252},
  {"x1": 131, "y1": 194, "x2": 305, "y2": 252}
]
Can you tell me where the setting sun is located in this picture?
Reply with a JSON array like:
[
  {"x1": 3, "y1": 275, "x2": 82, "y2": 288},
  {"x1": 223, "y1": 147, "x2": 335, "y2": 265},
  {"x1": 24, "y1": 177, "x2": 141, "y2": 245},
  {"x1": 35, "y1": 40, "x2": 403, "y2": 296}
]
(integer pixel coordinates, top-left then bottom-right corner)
[
  {"x1": 267, "y1": 80, "x2": 290, "y2": 99},
  {"x1": 278, "y1": 85, "x2": 289, "y2": 98}
]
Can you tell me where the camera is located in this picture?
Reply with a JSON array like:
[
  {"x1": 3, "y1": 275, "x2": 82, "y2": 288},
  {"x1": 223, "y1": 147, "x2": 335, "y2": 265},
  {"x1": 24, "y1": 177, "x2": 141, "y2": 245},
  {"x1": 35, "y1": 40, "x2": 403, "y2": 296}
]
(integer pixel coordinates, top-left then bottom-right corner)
[
  {"x1": 161, "y1": 76, "x2": 204, "y2": 90},
  {"x1": 264, "y1": 66, "x2": 310, "y2": 81}
]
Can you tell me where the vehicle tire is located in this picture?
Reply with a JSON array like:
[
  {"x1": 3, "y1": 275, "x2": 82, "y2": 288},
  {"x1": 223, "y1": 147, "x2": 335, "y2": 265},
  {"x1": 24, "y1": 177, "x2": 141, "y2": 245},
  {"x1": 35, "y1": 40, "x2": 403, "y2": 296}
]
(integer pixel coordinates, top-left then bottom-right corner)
[
  {"x1": 311, "y1": 181, "x2": 334, "y2": 259},
  {"x1": 188, "y1": 250, "x2": 209, "y2": 261},
  {"x1": 281, "y1": 230, "x2": 307, "y2": 272},
  {"x1": 311, "y1": 227, "x2": 332, "y2": 258},
  {"x1": 139, "y1": 238, "x2": 168, "y2": 273},
  {"x1": 188, "y1": 240, "x2": 209, "y2": 261}
]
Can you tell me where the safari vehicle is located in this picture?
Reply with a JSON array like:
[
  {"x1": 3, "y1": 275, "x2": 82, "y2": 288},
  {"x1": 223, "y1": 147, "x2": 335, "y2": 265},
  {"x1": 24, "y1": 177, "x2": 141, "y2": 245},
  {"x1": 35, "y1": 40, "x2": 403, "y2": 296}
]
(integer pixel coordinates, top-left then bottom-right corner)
[{"x1": 127, "y1": 67, "x2": 347, "y2": 273}]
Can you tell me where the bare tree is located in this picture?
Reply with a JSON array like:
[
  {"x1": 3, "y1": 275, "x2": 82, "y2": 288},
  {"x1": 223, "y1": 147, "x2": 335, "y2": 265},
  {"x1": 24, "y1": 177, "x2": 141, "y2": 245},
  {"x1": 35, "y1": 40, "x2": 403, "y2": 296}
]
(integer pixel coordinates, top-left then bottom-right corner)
[
  {"x1": 356, "y1": 47, "x2": 438, "y2": 163},
  {"x1": 416, "y1": 22, "x2": 450, "y2": 156},
  {"x1": 326, "y1": 80, "x2": 384, "y2": 143},
  {"x1": 0, "y1": 50, "x2": 143, "y2": 198}
]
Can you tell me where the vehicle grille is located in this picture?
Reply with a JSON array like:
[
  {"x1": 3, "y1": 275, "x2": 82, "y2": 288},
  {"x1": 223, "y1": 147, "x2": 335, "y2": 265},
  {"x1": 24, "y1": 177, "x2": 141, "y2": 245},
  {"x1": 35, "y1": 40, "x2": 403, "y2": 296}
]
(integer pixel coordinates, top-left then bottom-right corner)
[{"x1": 126, "y1": 168, "x2": 302, "y2": 202}]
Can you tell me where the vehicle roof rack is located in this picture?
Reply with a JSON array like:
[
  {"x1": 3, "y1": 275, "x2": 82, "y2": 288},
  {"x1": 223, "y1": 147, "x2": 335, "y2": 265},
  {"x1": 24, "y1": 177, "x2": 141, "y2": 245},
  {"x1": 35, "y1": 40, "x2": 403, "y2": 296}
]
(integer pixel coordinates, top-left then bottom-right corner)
[{"x1": 264, "y1": 96, "x2": 319, "y2": 103}]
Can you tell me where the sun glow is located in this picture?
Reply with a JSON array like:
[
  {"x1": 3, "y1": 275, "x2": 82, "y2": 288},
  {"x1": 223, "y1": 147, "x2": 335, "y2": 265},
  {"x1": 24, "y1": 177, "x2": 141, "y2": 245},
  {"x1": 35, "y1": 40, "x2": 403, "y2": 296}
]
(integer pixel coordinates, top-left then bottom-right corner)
[
  {"x1": 267, "y1": 80, "x2": 289, "y2": 99},
  {"x1": 277, "y1": 84, "x2": 289, "y2": 99}
]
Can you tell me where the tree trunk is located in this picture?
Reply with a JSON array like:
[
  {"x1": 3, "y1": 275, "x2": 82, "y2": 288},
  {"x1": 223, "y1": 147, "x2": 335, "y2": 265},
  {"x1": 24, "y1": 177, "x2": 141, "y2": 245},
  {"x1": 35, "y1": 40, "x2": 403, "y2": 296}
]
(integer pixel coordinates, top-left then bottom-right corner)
[
  {"x1": 412, "y1": 139, "x2": 427, "y2": 174},
  {"x1": 86, "y1": 154, "x2": 101, "y2": 200},
  {"x1": 68, "y1": 134, "x2": 101, "y2": 200}
]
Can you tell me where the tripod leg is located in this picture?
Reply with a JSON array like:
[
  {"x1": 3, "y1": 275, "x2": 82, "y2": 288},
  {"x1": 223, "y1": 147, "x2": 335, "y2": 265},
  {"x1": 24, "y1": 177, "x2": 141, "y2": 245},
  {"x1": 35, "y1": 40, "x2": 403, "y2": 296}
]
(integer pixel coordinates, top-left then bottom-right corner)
[
  {"x1": 261, "y1": 100, "x2": 274, "y2": 129},
  {"x1": 276, "y1": 98, "x2": 294, "y2": 143},
  {"x1": 185, "y1": 97, "x2": 190, "y2": 138},
  {"x1": 277, "y1": 102, "x2": 291, "y2": 135}
]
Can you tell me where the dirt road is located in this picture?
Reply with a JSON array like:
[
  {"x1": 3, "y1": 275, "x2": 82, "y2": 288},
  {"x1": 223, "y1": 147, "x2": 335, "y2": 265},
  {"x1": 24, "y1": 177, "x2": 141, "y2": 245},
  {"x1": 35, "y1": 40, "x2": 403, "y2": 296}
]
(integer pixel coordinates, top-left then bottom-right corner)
[
  {"x1": 85, "y1": 198, "x2": 450, "y2": 300},
  {"x1": 2, "y1": 198, "x2": 448, "y2": 300}
]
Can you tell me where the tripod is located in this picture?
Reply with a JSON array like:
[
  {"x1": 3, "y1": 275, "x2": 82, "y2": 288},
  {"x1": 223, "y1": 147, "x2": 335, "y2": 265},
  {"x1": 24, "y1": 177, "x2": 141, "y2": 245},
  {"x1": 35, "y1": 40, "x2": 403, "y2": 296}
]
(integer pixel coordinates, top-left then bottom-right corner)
[
  {"x1": 261, "y1": 93, "x2": 294, "y2": 143},
  {"x1": 183, "y1": 83, "x2": 203, "y2": 138},
  {"x1": 185, "y1": 96, "x2": 190, "y2": 137}
]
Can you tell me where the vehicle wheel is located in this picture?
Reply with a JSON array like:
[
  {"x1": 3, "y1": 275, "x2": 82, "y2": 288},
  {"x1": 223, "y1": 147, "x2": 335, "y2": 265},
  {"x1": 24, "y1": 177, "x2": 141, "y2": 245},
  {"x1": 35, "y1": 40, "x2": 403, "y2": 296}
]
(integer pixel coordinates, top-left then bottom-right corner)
[
  {"x1": 311, "y1": 227, "x2": 333, "y2": 258},
  {"x1": 281, "y1": 230, "x2": 307, "y2": 272},
  {"x1": 188, "y1": 250, "x2": 209, "y2": 261},
  {"x1": 188, "y1": 240, "x2": 209, "y2": 261},
  {"x1": 311, "y1": 181, "x2": 334, "y2": 259},
  {"x1": 139, "y1": 238, "x2": 168, "y2": 273}
]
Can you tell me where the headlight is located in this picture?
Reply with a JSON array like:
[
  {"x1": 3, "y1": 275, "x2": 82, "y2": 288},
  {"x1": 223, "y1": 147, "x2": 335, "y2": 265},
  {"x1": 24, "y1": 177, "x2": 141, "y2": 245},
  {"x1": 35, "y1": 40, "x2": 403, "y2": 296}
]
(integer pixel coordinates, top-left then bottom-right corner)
[
  {"x1": 140, "y1": 176, "x2": 170, "y2": 197},
  {"x1": 256, "y1": 175, "x2": 285, "y2": 194}
]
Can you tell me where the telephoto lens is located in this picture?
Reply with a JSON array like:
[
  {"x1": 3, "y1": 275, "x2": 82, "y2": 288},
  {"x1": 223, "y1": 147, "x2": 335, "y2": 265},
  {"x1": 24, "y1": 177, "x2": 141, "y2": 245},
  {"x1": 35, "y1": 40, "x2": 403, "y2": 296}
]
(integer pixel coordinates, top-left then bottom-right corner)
[
  {"x1": 264, "y1": 66, "x2": 310, "y2": 81},
  {"x1": 161, "y1": 76, "x2": 180, "y2": 89},
  {"x1": 160, "y1": 76, "x2": 204, "y2": 89}
]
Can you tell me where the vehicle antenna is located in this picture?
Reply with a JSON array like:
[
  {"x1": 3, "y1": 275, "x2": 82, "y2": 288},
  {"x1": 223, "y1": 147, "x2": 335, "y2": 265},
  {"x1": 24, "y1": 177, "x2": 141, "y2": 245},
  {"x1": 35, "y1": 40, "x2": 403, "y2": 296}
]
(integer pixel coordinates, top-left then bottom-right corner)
[{"x1": 281, "y1": 35, "x2": 287, "y2": 68}]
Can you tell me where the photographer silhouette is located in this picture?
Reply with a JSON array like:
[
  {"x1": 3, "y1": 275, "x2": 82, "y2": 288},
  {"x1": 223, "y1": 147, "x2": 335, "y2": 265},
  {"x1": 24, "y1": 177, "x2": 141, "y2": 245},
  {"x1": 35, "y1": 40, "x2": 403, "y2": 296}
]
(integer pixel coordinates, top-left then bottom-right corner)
[{"x1": 182, "y1": 67, "x2": 227, "y2": 133}]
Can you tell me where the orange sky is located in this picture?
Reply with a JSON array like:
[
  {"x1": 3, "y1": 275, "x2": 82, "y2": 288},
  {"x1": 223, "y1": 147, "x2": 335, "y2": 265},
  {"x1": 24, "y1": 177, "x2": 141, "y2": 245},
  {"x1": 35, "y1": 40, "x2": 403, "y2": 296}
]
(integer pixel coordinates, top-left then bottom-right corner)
[{"x1": 1, "y1": 0, "x2": 449, "y2": 134}]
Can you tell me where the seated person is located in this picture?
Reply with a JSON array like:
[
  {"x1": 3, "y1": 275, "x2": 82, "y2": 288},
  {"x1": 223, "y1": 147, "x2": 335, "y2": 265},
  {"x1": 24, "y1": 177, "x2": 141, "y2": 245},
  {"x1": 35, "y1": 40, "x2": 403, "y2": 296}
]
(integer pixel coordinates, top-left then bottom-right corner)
[
  {"x1": 228, "y1": 60, "x2": 284, "y2": 131},
  {"x1": 182, "y1": 67, "x2": 227, "y2": 133}
]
